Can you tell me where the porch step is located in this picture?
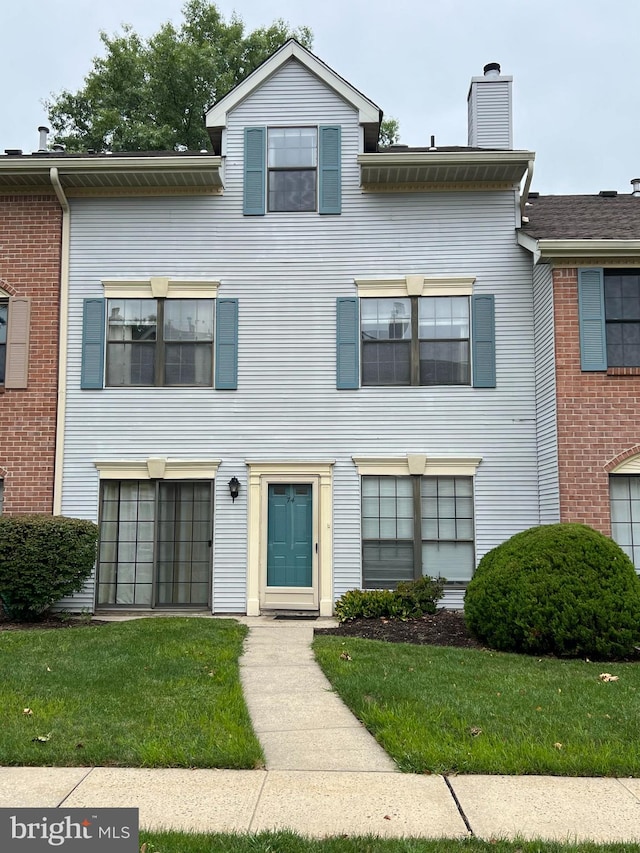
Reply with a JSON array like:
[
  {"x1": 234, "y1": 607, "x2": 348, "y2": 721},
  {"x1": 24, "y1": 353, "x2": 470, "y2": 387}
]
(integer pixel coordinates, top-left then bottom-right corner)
[{"x1": 271, "y1": 610, "x2": 319, "y2": 620}]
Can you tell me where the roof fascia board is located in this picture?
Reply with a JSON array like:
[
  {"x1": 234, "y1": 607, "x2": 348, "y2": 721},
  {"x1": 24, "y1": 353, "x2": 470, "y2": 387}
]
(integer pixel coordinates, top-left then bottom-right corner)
[
  {"x1": 518, "y1": 233, "x2": 640, "y2": 259},
  {"x1": 0, "y1": 155, "x2": 221, "y2": 177},
  {"x1": 206, "y1": 40, "x2": 380, "y2": 128},
  {"x1": 358, "y1": 150, "x2": 534, "y2": 168}
]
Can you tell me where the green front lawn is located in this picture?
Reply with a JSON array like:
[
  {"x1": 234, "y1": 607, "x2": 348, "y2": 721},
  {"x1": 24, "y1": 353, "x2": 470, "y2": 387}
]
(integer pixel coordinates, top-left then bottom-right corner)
[
  {"x1": 140, "y1": 831, "x2": 640, "y2": 853},
  {"x1": 0, "y1": 617, "x2": 263, "y2": 768},
  {"x1": 313, "y1": 636, "x2": 640, "y2": 776}
]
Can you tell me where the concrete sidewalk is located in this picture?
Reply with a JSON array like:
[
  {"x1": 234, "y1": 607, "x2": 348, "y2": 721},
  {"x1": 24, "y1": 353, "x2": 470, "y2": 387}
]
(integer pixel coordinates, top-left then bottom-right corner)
[
  {"x1": 2, "y1": 766, "x2": 640, "y2": 842},
  {"x1": 1, "y1": 615, "x2": 640, "y2": 843}
]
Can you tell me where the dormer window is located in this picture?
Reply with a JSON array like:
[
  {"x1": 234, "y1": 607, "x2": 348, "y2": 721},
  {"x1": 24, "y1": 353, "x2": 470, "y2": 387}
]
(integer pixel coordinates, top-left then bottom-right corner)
[
  {"x1": 243, "y1": 125, "x2": 341, "y2": 216},
  {"x1": 268, "y1": 128, "x2": 317, "y2": 212}
]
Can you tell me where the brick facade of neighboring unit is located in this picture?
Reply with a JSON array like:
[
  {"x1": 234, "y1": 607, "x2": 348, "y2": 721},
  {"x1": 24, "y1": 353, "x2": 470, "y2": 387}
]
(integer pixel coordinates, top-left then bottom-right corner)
[
  {"x1": 553, "y1": 265, "x2": 640, "y2": 535},
  {"x1": 0, "y1": 194, "x2": 62, "y2": 514}
]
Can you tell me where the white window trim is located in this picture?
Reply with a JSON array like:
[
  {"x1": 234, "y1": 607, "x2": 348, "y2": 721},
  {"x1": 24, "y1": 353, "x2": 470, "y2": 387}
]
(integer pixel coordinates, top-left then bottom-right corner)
[
  {"x1": 354, "y1": 275, "x2": 475, "y2": 298},
  {"x1": 353, "y1": 454, "x2": 482, "y2": 477},
  {"x1": 95, "y1": 458, "x2": 220, "y2": 480},
  {"x1": 102, "y1": 278, "x2": 220, "y2": 299}
]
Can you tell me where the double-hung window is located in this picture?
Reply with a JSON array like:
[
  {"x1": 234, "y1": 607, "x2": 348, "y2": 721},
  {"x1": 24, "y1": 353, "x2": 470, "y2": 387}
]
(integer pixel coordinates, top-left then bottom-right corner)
[
  {"x1": 361, "y1": 475, "x2": 475, "y2": 588},
  {"x1": 268, "y1": 128, "x2": 317, "y2": 212},
  {"x1": 610, "y1": 475, "x2": 640, "y2": 572},
  {"x1": 336, "y1": 277, "x2": 495, "y2": 390},
  {"x1": 579, "y1": 268, "x2": 640, "y2": 370},
  {"x1": 81, "y1": 280, "x2": 238, "y2": 390},
  {"x1": 244, "y1": 125, "x2": 341, "y2": 215},
  {"x1": 106, "y1": 298, "x2": 214, "y2": 387},
  {"x1": 361, "y1": 296, "x2": 471, "y2": 386}
]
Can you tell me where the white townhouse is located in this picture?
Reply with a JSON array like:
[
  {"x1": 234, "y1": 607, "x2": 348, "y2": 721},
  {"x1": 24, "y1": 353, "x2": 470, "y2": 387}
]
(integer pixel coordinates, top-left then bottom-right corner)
[{"x1": 55, "y1": 41, "x2": 541, "y2": 614}]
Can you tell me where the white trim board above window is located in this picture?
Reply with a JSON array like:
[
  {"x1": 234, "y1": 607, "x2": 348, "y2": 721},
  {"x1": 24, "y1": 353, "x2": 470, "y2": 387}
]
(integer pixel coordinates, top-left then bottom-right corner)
[
  {"x1": 354, "y1": 276, "x2": 476, "y2": 297},
  {"x1": 95, "y1": 459, "x2": 221, "y2": 480},
  {"x1": 102, "y1": 279, "x2": 220, "y2": 299},
  {"x1": 353, "y1": 455, "x2": 482, "y2": 477}
]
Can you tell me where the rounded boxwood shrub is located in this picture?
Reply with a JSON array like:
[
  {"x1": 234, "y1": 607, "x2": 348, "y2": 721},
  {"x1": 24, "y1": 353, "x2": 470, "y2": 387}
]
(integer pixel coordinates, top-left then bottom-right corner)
[
  {"x1": 465, "y1": 523, "x2": 640, "y2": 659},
  {"x1": 0, "y1": 514, "x2": 98, "y2": 621}
]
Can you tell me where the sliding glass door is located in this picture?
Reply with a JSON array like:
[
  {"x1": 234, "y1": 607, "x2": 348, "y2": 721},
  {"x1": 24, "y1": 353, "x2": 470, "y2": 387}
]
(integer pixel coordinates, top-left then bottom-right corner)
[{"x1": 98, "y1": 480, "x2": 213, "y2": 607}]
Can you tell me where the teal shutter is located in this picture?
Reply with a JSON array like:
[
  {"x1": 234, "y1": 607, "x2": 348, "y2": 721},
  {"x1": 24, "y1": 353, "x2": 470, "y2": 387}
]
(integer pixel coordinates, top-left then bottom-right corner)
[
  {"x1": 472, "y1": 294, "x2": 496, "y2": 388},
  {"x1": 81, "y1": 298, "x2": 105, "y2": 389},
  {"x1": 244, "y1": 127, "x2": 266, "y2": 215},
  {"x1": 336, "y1": 297, "x2": 359, "y2": 389},
  {"x1": 215, "y1": 298, "x2": 238, "y2": 389},
  {"x1": 578, "y1": 268, "x2": 607, "y2": 370},
  {"x1": 319, "y1": 126, "x2": 341, "y2": 215}
]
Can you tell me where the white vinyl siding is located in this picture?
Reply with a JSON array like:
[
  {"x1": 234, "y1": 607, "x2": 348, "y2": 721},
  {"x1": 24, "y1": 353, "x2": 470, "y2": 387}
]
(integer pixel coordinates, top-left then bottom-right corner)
[
  {"x1": 59, "y1": 59, "x2": 540, "y2": 613},
  {"x1": 532, "y1": 263, "x2": 560, "y2": 524}
]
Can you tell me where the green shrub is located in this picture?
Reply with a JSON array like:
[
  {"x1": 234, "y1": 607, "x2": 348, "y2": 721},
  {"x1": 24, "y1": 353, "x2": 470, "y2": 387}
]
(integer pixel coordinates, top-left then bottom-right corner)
[
  {"x1": 0, "y1": 515, "x2": 98, "y2": 620},
  {"x1": 335, "y1": 576, "x2": 444, "y2": 622},
  {"x1": 465, "y1": 523, "x2": 640, "y2": 659}
]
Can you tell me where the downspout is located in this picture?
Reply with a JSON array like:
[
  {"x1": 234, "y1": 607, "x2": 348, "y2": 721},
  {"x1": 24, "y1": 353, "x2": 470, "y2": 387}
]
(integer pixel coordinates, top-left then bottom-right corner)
[
  {"x1": 50, "y1": 167, "x2": 69, "y2": 515},
  {"x1": 520, "y1": 158, "x2": 535, "y2": 218}
]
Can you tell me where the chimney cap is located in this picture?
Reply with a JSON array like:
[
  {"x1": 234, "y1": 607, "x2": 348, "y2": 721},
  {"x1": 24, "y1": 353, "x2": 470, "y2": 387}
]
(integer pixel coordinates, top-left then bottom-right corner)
[
  {"x1": 631, "y1": 178, "x2": 640, "y2": 197},
  {"x1": 483, "y1": 62, "x2": 501, "y2": 77}
]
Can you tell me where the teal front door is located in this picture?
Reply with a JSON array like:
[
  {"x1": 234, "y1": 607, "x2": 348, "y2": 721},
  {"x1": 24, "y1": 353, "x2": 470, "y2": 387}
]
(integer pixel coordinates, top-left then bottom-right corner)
[{"x1": 267, "y1": 483, "x2": 313, "y2": 587}]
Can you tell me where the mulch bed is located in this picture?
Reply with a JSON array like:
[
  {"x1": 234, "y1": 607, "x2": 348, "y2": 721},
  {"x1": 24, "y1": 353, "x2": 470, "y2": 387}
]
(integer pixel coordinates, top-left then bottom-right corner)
[{"x1": 314, "y1": 609, "x2": 484, "y2": 648}]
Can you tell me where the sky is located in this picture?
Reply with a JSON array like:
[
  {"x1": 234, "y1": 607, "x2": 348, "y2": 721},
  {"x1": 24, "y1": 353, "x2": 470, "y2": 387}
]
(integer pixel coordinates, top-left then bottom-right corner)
[{"x1": 1, "y1": 0, "x2": 639, "y2": 195}]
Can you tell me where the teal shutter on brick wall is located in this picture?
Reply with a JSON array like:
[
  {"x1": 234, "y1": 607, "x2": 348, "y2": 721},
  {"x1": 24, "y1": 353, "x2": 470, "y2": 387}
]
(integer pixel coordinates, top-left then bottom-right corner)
[
  {"x1": 81, "y1": 298, "x2": 105, "y2": 389},
  {"x1": 319, "y1": 126, "x2": 341, "y2": 215},
  {"x1": 244, "y1": 127, "x2": 266, "y2": 215},
  {"x1": 471, "y1": 294, "x2": 496, "y2": 388},
  {"x1": 336, "y1": 297, "x2": 359, "y2": 388},
  {"x1": 215, "y1": 298, "x2": 238, "y2": 389},
  {"x1": 578, "y1": 268, "x2": 607, "y2": 371}
]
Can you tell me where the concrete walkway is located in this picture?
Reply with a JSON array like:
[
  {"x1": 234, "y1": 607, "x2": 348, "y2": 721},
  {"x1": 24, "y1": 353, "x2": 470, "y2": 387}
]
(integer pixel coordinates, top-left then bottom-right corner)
[
  {"x1": 2, "y1": 615, "x2": 640, "y2": 842},
  {"x1": 238, "y1": 616, "x2": 396, "y2": 772}
]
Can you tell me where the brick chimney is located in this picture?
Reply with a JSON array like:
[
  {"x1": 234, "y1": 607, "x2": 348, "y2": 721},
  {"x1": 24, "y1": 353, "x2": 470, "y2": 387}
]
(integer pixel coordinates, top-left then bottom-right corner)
[{"x1": 467, "y1": 63, "x2": 513, "y2": 150}]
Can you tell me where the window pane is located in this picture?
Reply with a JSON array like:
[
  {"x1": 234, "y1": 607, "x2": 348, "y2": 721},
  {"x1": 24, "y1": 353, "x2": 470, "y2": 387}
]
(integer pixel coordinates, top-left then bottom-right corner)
[
  {"x1": 362, "y1": 341, "x2": 411, "y2": 385},
  {"x1": 164, "y1": 343, "x2": 212, "y2": 386},
  {"x1": 268, "y1": 128, "x2": 317, "y2": 168},
  {"x1": 419, "y1": 296, "x2": 469, "y2": 339},
  {"x1": 108, "y1": 300, "x2": 156, "y2": 341},
  {"x1": 107, "y1": 342, "x2": 155, "y2": 386},
  {"x1": 164, "y1": 300, "x2": 213, "y2": 342},
  {"x1": 361, "y1": 299, "x2": 411, "y2": 341},
  {"x1": 423, "y1": 541, "x2": 474, "y2": 581},
  {"x1": 268, "y1": 170, "x2": 316, "y2": 211},
  {"x1": 420, "y1": 341, "x2": 470, "y2": 385},
  {"x1": 362, "y1": 541, "x2": 414, "y2": 589}
]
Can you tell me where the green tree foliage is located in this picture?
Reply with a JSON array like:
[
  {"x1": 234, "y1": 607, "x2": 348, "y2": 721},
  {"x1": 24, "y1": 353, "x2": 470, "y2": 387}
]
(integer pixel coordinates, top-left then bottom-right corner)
[
  {"x1": 45, "y1": 0, "x2": 313, "y2": 152},
  {"x1": 378, "y1": 117, "x2": 400, "y2": 148},
  {"x1": 465, "y1": 523, "x2": 640, "y2": 659},
  {"x1": 0, "y1": 515, "x2": 98, "y2": 620}
]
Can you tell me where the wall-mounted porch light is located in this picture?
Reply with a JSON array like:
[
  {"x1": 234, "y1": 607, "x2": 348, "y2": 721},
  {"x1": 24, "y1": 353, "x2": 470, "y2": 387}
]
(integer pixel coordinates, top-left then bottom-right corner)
[{"x1": 228, "y1": 476, "x2": 240, "y2": 502}]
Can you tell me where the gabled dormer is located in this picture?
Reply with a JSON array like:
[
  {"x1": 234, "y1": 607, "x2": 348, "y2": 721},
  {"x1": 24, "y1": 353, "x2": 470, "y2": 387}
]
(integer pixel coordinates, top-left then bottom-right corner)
[{"x1": 205, "y1": 39, "x2": 381, "y2": 216}]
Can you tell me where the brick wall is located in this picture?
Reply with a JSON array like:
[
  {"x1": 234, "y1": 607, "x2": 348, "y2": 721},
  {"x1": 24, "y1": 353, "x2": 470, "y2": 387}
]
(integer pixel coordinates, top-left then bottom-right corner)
[
  {"x1": 0, "y1": 194, "x2": 62, "y2": 514},
  {"x1": 553, "y1": 266, "x2": 640, "y2": 534}
]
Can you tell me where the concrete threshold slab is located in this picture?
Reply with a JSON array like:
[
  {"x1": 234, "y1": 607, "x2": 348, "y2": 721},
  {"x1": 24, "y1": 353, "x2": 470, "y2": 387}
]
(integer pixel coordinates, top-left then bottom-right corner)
[
  {"x1": 251, "y1": 770, "x2": 468, "y2": 838},
  {"x1": 449, "y1": 775, "x2": 640, "y2": 843}
]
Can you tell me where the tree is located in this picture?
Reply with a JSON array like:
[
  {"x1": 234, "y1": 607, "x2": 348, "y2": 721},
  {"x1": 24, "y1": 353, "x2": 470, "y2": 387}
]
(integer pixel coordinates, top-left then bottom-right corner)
[
  {"x1": 378, "y1": 118, "x2": 400, "y2": 148},
  {"x1": 45, "y1": 1, "x2": 313, "y2": 152}
]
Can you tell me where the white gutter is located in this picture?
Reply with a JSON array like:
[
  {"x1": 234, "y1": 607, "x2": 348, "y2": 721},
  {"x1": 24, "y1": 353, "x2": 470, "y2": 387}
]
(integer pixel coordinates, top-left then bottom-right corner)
[
  {"x1": 50, "y1": 167, "x2": 69, "y2": 516},
  {"x1": 358, "y1": 150, "x2": 534, "y2": 168},
  {"x1": 519, "y1": 159, "x2": 534, "y2": 217}
]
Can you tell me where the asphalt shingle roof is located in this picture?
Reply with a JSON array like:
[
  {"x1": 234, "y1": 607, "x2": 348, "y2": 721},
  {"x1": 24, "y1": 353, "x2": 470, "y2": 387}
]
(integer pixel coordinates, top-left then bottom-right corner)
[{"x1": 521, "y1": 193, "x2": 640, "y2": 240}]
